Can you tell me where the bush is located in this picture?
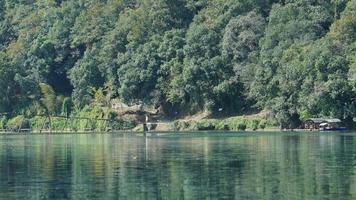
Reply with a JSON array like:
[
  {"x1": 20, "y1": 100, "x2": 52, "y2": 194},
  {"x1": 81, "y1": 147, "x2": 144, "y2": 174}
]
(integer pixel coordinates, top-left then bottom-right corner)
[
  {"x1": 71, "y1": 106, "x2": 108, "y2": 131},
  {"x1": 111, "y1": 119, "x2": 135, "y2": 130},
  {"x1": 171, "y1": 121, "x2": 191, "y2": 131},
  {"x1": 0, "y1": 116, "x2": 7, "y2": 129},
  {"x1": 171, "y1": 116, "x2": 278, "y2": 132},
  {"x1": 237, "y1": 123, "x2": 247, "y2": 131},
  {"x1": 195, "y1": 121, "x2": 216, "y2": 130},
  {"x1": 212, "y1": 120, "x2": 227, "y2": 130},
  {"x1": 30, "y1": 116, "x2": 47, "y2": 130},
  {"x1": 250, "y1": 119, "x2": 260, "y2": 130},
  {"x1": 6, "y1": 115, "x2": 30, "y2": 130},
  {"x1": 66, "y1": 107, "x2": 135, "y2": 132},
  {"x1": 61, "y1": 97, "x2": 73, "y2": 117},
  {"x1": 259, "y1": 119, "x2": 266, "y2": 129},
  {"x1": 172, "y1": 121, "x2": 181, "y2": 131},
  {"x1": 108, "y1": 111, "x2": 118, "y2": 121},
  {"x1": 51, "y1": 118, "x2": 67, "y2": 130}
]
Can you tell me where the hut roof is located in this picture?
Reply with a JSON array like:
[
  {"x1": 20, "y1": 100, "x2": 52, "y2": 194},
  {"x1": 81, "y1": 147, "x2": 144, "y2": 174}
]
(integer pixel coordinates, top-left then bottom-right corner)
[
  {"x1": 325, "y1": 118, "x2": 342, "y2": 123},
  {"x1": 305, "y1": 118, "x2": 327, "y2": 123},
  {"x1": 305, "y1": 118, "x2": 342, "y2": 123}
]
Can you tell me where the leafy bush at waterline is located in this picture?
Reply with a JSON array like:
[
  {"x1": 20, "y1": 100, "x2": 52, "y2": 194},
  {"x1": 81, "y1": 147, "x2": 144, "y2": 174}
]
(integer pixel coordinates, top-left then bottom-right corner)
[
  {"x1": 171, "y1": 116, "x2": 278, "y2": 131},
  {"x1": 0, "y1": 116, "x2": 7, "y2": 129},
  {"x1": 8, "y1": 107, "x2": 135, "y2": 132},
  {"x1": 6, "y1": 115, "x2": 30, "y2": 130}
]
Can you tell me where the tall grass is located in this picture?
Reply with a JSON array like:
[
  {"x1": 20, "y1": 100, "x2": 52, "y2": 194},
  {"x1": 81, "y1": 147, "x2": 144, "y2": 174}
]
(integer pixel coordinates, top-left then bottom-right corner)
[
  {"x1": 6, "y1": 106, "x2": 135, "y2": 132},
  {"x1": 171, "y1": 116, "x2": 278, "y2": 131},
  {"x1": 0, "y1": 116, "x2": 7, "y2": 129}
]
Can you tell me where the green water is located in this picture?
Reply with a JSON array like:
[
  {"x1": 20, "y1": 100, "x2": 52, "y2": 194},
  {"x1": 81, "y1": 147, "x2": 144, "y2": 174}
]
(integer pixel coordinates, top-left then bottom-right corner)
[{"x1": 0, "y1": 132, "x2": 355, "y2": 200}]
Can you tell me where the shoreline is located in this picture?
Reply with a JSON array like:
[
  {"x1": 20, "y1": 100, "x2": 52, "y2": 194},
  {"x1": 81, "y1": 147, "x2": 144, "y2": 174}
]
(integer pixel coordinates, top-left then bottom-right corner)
[{"x1": 1, "y1": 128, "x2": 354, "y2": 135}]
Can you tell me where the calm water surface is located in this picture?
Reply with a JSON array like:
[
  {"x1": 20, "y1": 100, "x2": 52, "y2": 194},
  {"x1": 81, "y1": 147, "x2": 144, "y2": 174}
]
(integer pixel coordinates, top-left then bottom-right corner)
[{"x1": 0, "y1": 132, "x2": 355, "y2": 200}]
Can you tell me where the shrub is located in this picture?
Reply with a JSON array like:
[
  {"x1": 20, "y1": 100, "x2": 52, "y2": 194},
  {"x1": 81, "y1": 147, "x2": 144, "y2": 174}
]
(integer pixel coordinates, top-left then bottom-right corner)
[
  {"x1": 259, "y1": 119, "x2": 266, "y2": 129},
  {"x1": 237, "y1": 123, "x2": 247, "y2": 131},
  {"x1": 172, "y1": 121, "x2": 191, "y2": 131},
  {"x1": 195, "y1": 121, "x2": 215, "y2": 131},
  {"x1": 182, "y1": 121, "x2": 190, "y2": 129},
  {"x1": 30, "y1": 116, "x2": 47, "y2": 130},
  {"x1": 51, "y1": 118, "x2": 67, "y2": 130},
  {"x1": 111, "y1": 119, "x2": 135, "y2": 130},
  {"x1": 0, "y1": 116, "x2": 7, "y2": 129},
  {"x1": 214, "y1": 122, "x2": 230, "y2": 130},
  {"x1": 172, "y1": 121, "x2": 181, "y2": 131},
  {"x1": 61, "y1": 97, "x2": 73, "y2": 117},
  {"x1": 7, "y1": 115, "x2": 30, "y2": 130},
  {"x1": 171, "y1": 116, "x2": 278, "y2": 132},
  {"x1": 250, "y1": 119, "x2": 260, "y2": 130},
  {"x1": 108, "y1": 111, "x2": 118, "y2": 121}
]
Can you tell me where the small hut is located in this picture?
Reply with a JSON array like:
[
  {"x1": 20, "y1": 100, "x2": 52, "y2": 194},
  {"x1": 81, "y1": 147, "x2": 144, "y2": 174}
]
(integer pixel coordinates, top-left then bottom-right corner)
[
  {"x1": 304, "y1": 118, "x2": 327, "y2": 130},
  {"x1": 304, "y1": 118, "x2": 344, "y2": 130}
]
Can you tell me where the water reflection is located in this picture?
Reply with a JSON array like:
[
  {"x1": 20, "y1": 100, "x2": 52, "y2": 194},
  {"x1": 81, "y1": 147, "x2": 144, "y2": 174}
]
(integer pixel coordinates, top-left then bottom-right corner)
[{"x1": 0, "y1": 132, "x2": 355, "y2": 200}]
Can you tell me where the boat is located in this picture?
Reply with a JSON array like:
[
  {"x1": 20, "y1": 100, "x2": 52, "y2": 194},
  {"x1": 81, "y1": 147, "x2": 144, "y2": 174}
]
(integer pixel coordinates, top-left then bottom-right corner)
[{"x1": 319, "y1": 122, "x2": 347, "y2": 131}]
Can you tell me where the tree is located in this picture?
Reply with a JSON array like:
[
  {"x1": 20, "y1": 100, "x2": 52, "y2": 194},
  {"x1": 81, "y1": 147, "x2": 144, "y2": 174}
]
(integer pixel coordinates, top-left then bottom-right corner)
[
  {"x1": 61, "y1": 97, "x2": 73, "y2": 118},
  {"x1": 0, "y1": 0, "x2": 354, "y2": 123},
  {"x1": 252, "y1": 1, "x2": 334, "y2": 125},
  {"x1": 117, "y1": 35, "x2": 162, "y2": 104},
  {"x1": 69, "y1": 46, "x2": 104, "y2": 107},
  {"x1": 0, "y1": 52, "x2": 18, "y2": 112},
  {"x1": 222, "y1": 11, "x2": 266, "y2": 88}
]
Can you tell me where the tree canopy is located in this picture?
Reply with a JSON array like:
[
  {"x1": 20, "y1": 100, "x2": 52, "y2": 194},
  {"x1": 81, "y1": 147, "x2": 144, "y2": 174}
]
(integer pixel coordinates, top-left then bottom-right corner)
[{"x1": 0, "y1": 0, "x2": 355, "y2": 127}]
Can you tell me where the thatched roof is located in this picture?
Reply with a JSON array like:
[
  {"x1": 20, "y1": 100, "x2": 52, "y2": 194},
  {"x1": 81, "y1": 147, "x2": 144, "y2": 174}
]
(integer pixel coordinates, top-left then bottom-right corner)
[
  {"x1": 325, "y1": 118, "x2": 342, "y2": 123},
  {"x1": 305, "y1": 118, "x2": 342, "y2": 123},
  {"x1": 305, "y1": 118, "x2": 327, "y2": 123}
]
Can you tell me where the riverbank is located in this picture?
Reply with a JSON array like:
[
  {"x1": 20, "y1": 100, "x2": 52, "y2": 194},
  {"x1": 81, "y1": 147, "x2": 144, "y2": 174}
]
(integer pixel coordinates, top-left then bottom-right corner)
[
  {"x1": 0, "y1": 106, "x2": 136, "y2": 133},
  {"x1": 2, "y1": 109, "x2": 354, "y2": 134},
  {"x1": 0, "y1": 107, "x2": 280, "y2": 133},
  {"x1": 133, "y1": 115, "x2": 280, "y2": 132},
  {"x1": 1, "y1": 127, "x2": 354, "y2": 135}
]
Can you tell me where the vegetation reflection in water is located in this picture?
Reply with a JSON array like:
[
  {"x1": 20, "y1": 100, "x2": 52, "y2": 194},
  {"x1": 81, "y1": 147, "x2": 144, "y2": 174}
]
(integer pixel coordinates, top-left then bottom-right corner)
[{"x1": 0, "y1": 132, "x2": 355, "y2": 200}]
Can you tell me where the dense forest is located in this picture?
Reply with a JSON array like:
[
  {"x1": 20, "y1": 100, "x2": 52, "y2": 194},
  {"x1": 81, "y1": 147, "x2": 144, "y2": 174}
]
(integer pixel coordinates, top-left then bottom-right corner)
[{"x1": 0, "y1": 0, "x2": 355, "y2": 128}]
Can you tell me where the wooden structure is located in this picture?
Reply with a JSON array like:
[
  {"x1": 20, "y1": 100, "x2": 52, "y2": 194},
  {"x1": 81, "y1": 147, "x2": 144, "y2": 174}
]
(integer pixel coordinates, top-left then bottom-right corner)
[
  {"x1": 304, "y1": 118, "x2": 343, "y2": 130},
  {"x1": 304, "y1": 118, "x2": 327, "y2": 130}
]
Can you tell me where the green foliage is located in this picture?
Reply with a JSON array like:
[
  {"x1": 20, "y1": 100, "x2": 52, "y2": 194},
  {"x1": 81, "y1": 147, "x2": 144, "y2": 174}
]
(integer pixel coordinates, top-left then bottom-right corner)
[
  {"x1": 28, "y1": 107, "x2": 133, "y2": 132},
  {"x1": 194, "y1": 121, "x2": 216, "y2": 131},
  {"x1": 69, "y1": 47, "x2": 105, "y2": 107},
  {"x1": 171, "y1": 116, "x2": 277, "y2": 131},
  {"x1": 237, "y1": 123, "x2": 247, "y2": 131},
  {"x1": 249, "y1": 119, "x2": 260, "y2": 130},
  {"x1": 259, "y1": 119, "x2": 267, "y2": 130},
  {"x1": 107, "y1": 111, "x2": 118, "y2": 121},
  {"x1": 61, "y1": 97, "x2": 73, "y2": 117},
  {"x1": 39, "y1": 83, "x2": 57, "y2": 114},
  {"x1": 0, "y1": 116, "x2": 7, "y2": 129},
  {"x1": 6, "y1": 115, "x2": 30, "y2": 130},
  {"x1": 0, "y1": 0, "x2": 355, "y2": 129},
  {"x1": 29, "y1": 116, "x2": 47, "y2": 130},
  {"x1": 92, "y1": 87, "x2": 110, "y2": 107},
  {"x1": 107, "y1": 110, "x2": 135, "y2": 130},
  {"x1": 0, "y1": 52, "x2": 18, "y2": 112},
  {"x1": 111, "y1": 118, "x2": 135, "y2": 130},
  {"x1": 251, "y1": 0, "x2": 355, "y2": 126}
]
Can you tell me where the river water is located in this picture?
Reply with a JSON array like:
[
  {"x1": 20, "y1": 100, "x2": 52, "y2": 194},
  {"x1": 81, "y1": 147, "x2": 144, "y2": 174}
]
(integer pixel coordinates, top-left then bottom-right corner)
[{"x1": 0, "y1": 132, "x2": 355, "y2": 200}]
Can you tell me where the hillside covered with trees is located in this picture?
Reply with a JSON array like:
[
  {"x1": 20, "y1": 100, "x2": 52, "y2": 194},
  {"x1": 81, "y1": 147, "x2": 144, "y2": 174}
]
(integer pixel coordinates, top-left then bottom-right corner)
[{"x1": 0, "y1": 0, "x2": 355, "y2": 128}]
